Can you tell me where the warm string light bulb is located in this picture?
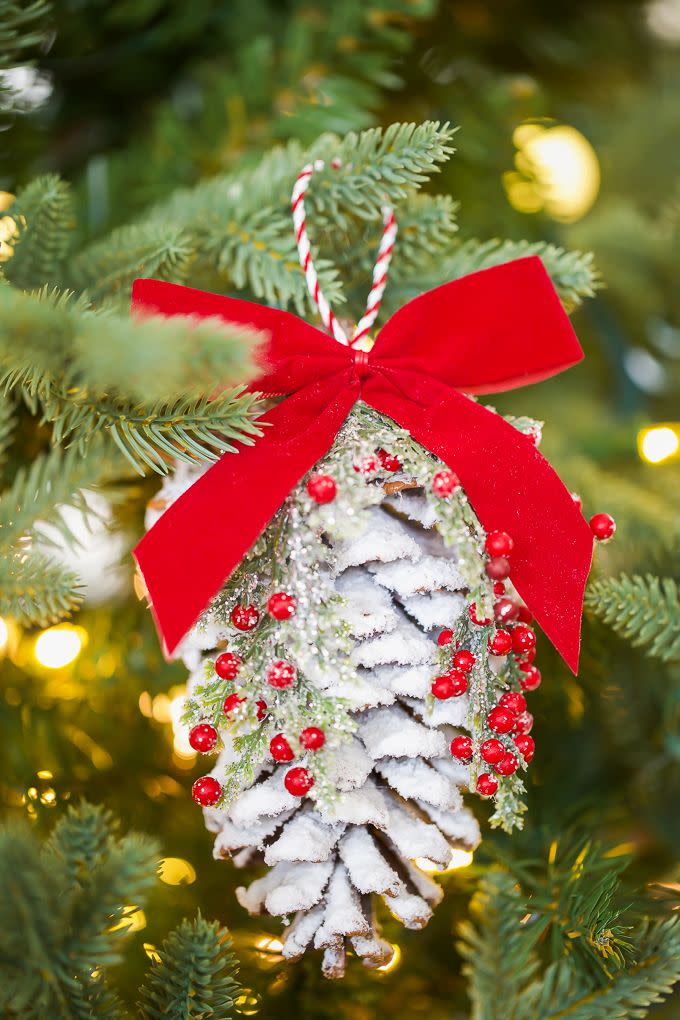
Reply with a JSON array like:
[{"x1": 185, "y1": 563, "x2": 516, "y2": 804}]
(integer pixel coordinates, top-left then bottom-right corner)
[
  {"x1": 637, "y1": 424, "x2": 680, "y2": 464},
  {"x1": 34, "y1": 624, "x2": 85, "y2": 668},
  {"x1": 504, "y1": 122, "x2": 600, "y2": 222}
]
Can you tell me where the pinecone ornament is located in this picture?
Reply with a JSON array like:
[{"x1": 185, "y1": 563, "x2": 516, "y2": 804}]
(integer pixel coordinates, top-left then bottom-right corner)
[{"x1": 146, "y1": 406, "x2": 541, "y2": 977}]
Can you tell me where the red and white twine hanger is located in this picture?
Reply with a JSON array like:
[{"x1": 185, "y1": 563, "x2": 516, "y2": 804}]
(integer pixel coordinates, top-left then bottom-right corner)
[{"x1": 291, "y1": 159, "x2": 397, "y2": 348}]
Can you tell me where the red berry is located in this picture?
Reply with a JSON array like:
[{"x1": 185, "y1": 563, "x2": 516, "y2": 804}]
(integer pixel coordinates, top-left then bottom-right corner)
[
  {"x1": 519, "y1": 647, "x2": 536, "y2": 664},
  {"x1": 189, "y1": 723, "x2": 218, "y2": 754},
  {"x1": 477, "y1": 772, "x2": 499, "y2": 797},
  {"x1": 488, "y1": 630, "x2": 512, "y2": 656},
  {"x1": 437, "y1": 628, "x2": 454, "y2": 646},
  {"x1": 215, "y1": 651, "x2": 242, "y2": 680},
  {"x1": 485, "y1": 531, "x2": 514, "y2": 557},
  {"x1": 494, "y1": 598, "x2": 520, "y2": 624},
  {"x1": 266, "y1": 660, "x2": 297, "y2": 688},
  {"x1": 495, "y1": 752, "x2": 518, "y2": 776},
  {"x1": 590, "y1": 512, "x2": 616, "y2": 541},
  {"x1": 512, "y1": 624, "x2": 536, "y2": 655},
  {"x1": 270, "y1": 734, "x2": 295, "y2": 762},
  {"x1": 517, "y1": 605, "x2": 534, "y2": 624},
  {"x1": 256, "y1": 699, "x2": 268, "y2": 721},
  {"x1": 432, "y1": 670, "x2": 468, "y2": 699},
  {"x1": 514, "y1": 734, "x2": 535, "y2": 762},
  {"x1": 519, "y1": 664, "x2": 542, "y2": 692},
  {"x1": 453, "y1": 649, "x2": 475, "y2": 672},
  {"x1": 493, "y1": 581, "x2": 506, "y2": 596},
  {"x1": 354, "y1": 453, "x2": 380, "y2": 476},
  {"x1": 284, "y1": 766, "x2": 314, "y2": 797},
  {"x1": 480, "y1": 738, "x2": 505, "y2": 764},
  {"x1": 514, "y1": 710, "x2": 534, "y2": 734},
  {"x1": 432, "y1": 469, "x2": 460, "y2": 498},
  {"x1": 487, "y1": 706, "x2": 515, "y2": 734},
  {"x1": 223, "y1": 692, "x2": 246, "y2": 714},
  {"x1": 450, "y1": 735, "x2": 473, "y2": 760},
  {"x1": 431, "y1": 674, "x2": 454, "y2": 699},
  {"x1": 299, "y1": 726, "x2": 325, "y2": 751},
  {"x1": 192, "y1": 775, "x2": 222, "y2": 806},
  {"x1": 571, "y1": 491, "x2": 583, "y2": 512},
  {"x1": 486, "y1": 556, "x2": 510, "y2": 581},
  {"x1": 468, "y1": 602, "x2": 492, "y2": 626},
  {"x1": 499, "y1": 691, "x2": 527, "y2": 714},
  {"x1": 306, "y1": 473, "x2": 337, "y2": 504},
  {"x1": 378, "y1": 448, "x2": 402, "y2": 472},
  {"x1": 267, "y1": 592, "x2": 297, "y2": 620},
  {"x1": 231, "y1": 604, "x2": 260, "y2": 631}
]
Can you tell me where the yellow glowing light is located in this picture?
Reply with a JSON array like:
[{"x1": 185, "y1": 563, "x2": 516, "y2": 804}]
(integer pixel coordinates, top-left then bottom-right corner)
[
  {"x1": 506, "y1": 123, "x2": 600, "y2": 222},
  {"x1": 143, "y1": 942, "x2": 162, "y2": 963},
  {"x1": 638, "y1": 424, "x2": 680, "y2": 464},
  {"x1": 39, "y1": 787, "x2": 57, "y2": 807},
  {"x1": 376, "y1": 943, "x2": 402, "y2": 974},
  {"x1": 234, "y1": 989, "x2": 261, "y2": 1015},
  {"x1": 416, "y1": 848, "x2": 474, "y2": 874},
  {"x1": 158, "y1": 857, "x2": 196, "y2": 885},
  {"x1": 36, "y1": 769, "x2": 53, "y2": 779},
  {"x1": 34, "y1": 625, "x2": 85, "y2": 668},
  {"x1": 109, "y1": 909, "x2": 146, "y2": 934},
  {"x1": 0, "y1": 617, "x2": 8, "y2": 651},
  {"x1": 110, "y1": 907, "x2": 147, "y2": 933},
  {"x1": 254, "y1": 935, "x2": 284, "y2": 953}
]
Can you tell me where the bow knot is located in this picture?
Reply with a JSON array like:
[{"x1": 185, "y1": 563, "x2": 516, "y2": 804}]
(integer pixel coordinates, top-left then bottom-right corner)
[
  {"x1": 132, "y1": 255, "x2": 593, "y2": 672},
  {"x1": 352, "y1": 348, "x2": 371, "y2": 381}
]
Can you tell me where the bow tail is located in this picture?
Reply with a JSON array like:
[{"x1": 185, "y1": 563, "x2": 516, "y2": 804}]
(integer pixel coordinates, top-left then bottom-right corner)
[
  {"x1": 135, "y1": 377, "x2": 358, "y2": 655},
  {"x1": 365, "y1": 381, "x2": 593, "y2": 673}
]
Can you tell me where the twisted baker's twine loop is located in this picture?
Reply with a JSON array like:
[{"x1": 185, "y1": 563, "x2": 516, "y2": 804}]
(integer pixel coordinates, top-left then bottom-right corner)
[{"x1": 291, "y1": 159, "x2": 397, "y2": 348}]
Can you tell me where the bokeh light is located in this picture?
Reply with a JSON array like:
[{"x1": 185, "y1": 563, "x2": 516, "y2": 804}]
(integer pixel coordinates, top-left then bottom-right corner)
[
  {"x1": 505, "y1": 122, "x2": 600, "y2": 222},
  {"x1": 34, "y1": 625, "x2": 85, "y2": 668},
  {"x1": 638, "y1": 424, "x2": 680, "y2": 464},
  {"x1": 158, "y1": 857, "x2": 196, "y2": 885},
  {"x1": 375, "y1": 943, "x2": 402, "y2": 974},
  {"x1": 416, "y1": 848, "x2": 474, "y2": 873}
]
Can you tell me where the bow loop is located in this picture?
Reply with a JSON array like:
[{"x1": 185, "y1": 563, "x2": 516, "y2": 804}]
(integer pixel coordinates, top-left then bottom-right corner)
[{"x1": 372, "y1": 257, "x2": 584, "y2": 394}]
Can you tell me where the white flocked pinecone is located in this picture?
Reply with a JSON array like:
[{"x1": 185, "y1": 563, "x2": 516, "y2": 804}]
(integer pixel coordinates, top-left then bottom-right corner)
[{"x1": 144, "y1": 405, "x2": 539, "y2": 978}]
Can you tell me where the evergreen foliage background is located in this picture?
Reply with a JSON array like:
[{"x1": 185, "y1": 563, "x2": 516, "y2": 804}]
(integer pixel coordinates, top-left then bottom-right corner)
[{"x1": 0, "y1": 2, "x2": 679, "y2": 1017}]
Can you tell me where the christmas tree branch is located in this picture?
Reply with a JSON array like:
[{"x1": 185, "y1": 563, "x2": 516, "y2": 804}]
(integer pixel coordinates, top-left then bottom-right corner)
[
  {"x1": 459, "y1": 840, "x2": 680, "y2": 1020},
  {"x1": 137, "y1": 914, "x2": 241, "y2": 1020},
  {"x1": 585, "y1": 574, "x2": 680, "y2": 662},
  {"x1": 0, "y1": 803, "x2": 243, "y2": 1019},
  {"x1": 513, "y1": 919, "x2": 680, "y2": 1020},
  {"x1": 0, "y1": 285, "x2": 264, "y2": 403},
  {"x1": 385, "y1": 238, "x2": 598, "y2": 314},
  {"x1": 0, "y1": 391, "x2": 16, "y2": 468},
  {"x1": 0, "y1": 550, "x2": 82, "y2": 626},
  {"x1": 0, "y1": 0, "x2": 52, "y2": 70},
  {"x1": 77, "y1": 121, "x2": 456, "y2": 312},
  {"x1": 70, "y1": 223, "x2": 196, "y2": 301},
  {"x1": 458, "y1": 871, "x2": 543, "y2": 1020},
  {"x1": 3, "y1": 176, "x2": 75, "y2": 291}
]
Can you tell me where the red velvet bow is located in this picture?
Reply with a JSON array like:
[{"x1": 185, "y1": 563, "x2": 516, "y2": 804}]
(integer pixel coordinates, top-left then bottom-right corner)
[{"x1": 132, "y1": 256, "x2": 593, "y2": 671}]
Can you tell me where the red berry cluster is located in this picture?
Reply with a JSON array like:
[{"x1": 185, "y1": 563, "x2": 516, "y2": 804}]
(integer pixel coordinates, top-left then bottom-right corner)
[
  {"x1": 449, "y1": 606, "x2": 541, "y2": 798},
  {"x1": 484, "y1": 530, "x2": 513, "y2": 583},
  {"x1": 269, "y1": 727, "x2": 325, "y2": 798},
  {"x1": 191, "y1": 582, "x2": 306, "y2": 808}
]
